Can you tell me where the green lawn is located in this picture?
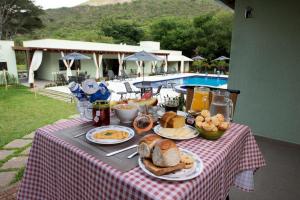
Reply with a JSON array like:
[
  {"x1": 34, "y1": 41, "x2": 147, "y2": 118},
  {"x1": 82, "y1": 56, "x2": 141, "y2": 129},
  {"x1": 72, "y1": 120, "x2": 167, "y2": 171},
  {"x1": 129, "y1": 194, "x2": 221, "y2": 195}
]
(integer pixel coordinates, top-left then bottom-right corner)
[{"x1": 0, "y1": 85, "x2": 77, "y2": 148}]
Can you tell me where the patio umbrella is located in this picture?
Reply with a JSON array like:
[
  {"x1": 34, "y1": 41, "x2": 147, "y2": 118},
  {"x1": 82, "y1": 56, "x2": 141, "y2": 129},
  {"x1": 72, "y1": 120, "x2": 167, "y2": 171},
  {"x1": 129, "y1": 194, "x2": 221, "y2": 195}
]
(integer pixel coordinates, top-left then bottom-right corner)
[
  {"x1": 192, "y1": 55, "x2": 205, "y2": 61},
  {"x1": 124, "y1": 51, "x2": 163, "y2": 81},
  {"x1": 60, "y1": 52, "x2": 91, "y2": 78},
  {"x1": 60, "y1": 52, "x2": 91, "y2": 61},
  {"x1": 213, "y1": 56, "x2": 230, "y2": 61}
]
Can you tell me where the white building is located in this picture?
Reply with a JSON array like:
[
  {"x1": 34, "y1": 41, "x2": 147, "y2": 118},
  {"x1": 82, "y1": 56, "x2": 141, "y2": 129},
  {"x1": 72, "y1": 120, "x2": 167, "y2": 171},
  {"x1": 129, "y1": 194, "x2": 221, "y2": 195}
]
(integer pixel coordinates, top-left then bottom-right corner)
[
  {"x1": 12, "y1": 39, "x2": 192, "y2": 84},
  {"x1": 0, "y1": 41, "x2": 18, "y2": 80}
]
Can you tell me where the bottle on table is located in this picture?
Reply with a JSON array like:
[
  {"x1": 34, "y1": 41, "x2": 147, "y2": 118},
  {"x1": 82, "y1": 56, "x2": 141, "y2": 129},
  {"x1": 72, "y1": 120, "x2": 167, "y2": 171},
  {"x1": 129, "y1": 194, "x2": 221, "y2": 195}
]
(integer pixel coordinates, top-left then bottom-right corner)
[{"x1": 92, "y1": 100, "x2": 110, "y2": 126}]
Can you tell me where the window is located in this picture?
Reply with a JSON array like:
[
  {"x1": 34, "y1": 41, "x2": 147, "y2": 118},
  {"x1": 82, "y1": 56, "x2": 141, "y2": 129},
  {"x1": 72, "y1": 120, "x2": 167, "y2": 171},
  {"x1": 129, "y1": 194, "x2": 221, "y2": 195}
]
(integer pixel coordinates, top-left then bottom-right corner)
[
  {"x1": 59, "y1": 60, "x2": 81, "y2": 71},
  {"x1": 0, "y1": 62, "x2": 8, "y2": 70}
]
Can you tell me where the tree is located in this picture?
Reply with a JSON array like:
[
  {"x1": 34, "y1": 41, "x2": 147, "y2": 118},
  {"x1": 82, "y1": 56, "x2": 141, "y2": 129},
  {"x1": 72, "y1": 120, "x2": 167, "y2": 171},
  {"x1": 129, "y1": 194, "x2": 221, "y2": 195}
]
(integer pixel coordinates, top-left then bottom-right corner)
[
  {"x1": 150, "y1": 17, "x2": 196, "y2": 57},
  {"x1": 0, "y1": 0, "x2": 44, "y2": 39},
  {"x1": 101, "y1": 19, "x2": 144, "y2": 44}
]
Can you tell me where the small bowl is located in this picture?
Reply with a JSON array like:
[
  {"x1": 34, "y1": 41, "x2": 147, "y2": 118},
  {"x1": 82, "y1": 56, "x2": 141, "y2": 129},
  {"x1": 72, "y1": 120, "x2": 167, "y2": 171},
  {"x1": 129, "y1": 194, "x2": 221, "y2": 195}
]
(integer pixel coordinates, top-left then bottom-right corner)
[
  {"x1": 113, "y1": 104, "x2": 139, "y2": 124},
  {"x1": 196, "y1": 126, "x2": 225, "y2": 140}
]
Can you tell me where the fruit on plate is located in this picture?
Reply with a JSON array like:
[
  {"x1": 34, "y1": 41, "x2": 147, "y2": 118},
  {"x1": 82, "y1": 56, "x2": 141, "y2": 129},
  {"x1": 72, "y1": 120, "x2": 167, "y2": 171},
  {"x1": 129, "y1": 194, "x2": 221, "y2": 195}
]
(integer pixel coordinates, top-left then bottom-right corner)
[
  {"x1": 133, "y1": 114, "x2": 154, "y2": 134},
  {"x1": 195, "y1": 110, "x2": 230, "y2": 140}
]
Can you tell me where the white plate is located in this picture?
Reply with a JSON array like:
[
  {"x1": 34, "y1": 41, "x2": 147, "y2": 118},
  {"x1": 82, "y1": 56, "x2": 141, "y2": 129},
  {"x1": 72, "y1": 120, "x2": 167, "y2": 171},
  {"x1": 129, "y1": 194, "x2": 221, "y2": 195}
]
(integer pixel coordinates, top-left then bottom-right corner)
[
  {"x1": 86, "y1": 125, "x2": 135, "y2": 145},
  {"x1": 138, "y1": 148, "x2": 203, "y2": 181},
  {"x1": 153, "y1": 125, "x2": 199, "y2": 140}
]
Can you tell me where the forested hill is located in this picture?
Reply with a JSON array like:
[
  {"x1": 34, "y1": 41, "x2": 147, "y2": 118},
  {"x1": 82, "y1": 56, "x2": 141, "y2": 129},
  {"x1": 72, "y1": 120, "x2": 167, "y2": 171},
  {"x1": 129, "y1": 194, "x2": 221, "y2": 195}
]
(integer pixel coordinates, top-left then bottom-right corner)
[{"x1": 20, "y1": 0, "x2": 229, "y2": 43}]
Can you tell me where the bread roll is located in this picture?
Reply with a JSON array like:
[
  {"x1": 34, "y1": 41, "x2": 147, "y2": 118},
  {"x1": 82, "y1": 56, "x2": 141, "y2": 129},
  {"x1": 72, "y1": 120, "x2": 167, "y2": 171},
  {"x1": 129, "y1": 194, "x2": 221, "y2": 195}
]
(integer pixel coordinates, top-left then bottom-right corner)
[
  {"x1": 160, "y1": 112, "x2": 176, "y2": 128},
  {"x1": 152, "y1": 139, "x2": 181, "y2": 167},
  {"x1": 167, "y1": 115, "x2": 185, "y2": 128},
  {"x1": 138, "y1": 134, "x2": 162, "y2": 158}
]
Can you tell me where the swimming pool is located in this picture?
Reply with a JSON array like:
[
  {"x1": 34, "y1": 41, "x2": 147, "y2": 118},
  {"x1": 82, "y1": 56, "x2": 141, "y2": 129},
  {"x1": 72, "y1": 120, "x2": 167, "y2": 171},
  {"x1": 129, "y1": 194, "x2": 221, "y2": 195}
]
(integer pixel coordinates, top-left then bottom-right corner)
[{"x1": 133, "y1": 75, "x2": 228, "y2": 88}]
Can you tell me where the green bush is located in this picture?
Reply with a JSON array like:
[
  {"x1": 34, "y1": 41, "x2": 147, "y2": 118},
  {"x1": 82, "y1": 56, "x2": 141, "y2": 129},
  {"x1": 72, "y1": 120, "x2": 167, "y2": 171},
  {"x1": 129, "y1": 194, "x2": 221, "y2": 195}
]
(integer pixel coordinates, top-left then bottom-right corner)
[{"x1": 0, "y1": 72, "x2": 18, "y2": 85}]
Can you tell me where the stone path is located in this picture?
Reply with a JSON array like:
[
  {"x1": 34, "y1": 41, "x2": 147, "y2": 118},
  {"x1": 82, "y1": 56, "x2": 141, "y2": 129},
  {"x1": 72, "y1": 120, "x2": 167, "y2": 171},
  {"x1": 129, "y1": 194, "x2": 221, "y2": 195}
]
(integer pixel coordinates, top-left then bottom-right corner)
[
  {"x1": 0, "y1": 117, "x2": 74, "y2": 199},
  {"x1": 0, "y1": 134, "x2": 34, "y2": 191}
]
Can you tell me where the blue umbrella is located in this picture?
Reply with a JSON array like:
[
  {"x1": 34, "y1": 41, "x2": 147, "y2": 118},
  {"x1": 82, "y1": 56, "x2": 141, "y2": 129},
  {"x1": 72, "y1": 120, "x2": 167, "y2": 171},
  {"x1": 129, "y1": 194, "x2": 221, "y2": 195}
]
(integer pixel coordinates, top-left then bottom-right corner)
[
  {"x1": 192, "y1": 55, "x2": 205, "y2": 61},
  {"x1": 60, "y1": 52, "x2": 91, "y2": 60},
  {"x1": 123, "y1": 51, "x2": 163, "y2": 62},
  {"x1": 213, "y1": 56, "x2": 230, "y2": 61},
  {"x1": 124, "y1": 51, "x2": 164, "y2": 81}
]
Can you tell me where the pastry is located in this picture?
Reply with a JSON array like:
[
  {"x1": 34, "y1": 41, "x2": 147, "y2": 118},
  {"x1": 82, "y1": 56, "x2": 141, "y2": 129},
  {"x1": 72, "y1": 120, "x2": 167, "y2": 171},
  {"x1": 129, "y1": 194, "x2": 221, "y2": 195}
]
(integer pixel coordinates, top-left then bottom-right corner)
[
  {"x1": 138, "y1": 134, "x2": 162, "y2": 158},
  {"x1": 152, "y1": 139, "x2": 181, "y2": 167},
  {"x1": 211, "y1": 116, "x2": 221, "y2": 126},
  {"x1": 200, "y1": 110, "x2": 211, "y2": 118},
  {"x1": 160, "y1": 112, "x2": 177, "y2": 128},
  {"x1": 180, "y1": 153, "x2": 194, "y2": 169},
  {"x1": 167, "y1": 115, "x2": 185, "y2": 128},
  {"x1": 215, "y1": 114, "x2": 225, "y2": 122},
  {"x1": 218, "y1": 122, "x2": 230, "y2": 131}
]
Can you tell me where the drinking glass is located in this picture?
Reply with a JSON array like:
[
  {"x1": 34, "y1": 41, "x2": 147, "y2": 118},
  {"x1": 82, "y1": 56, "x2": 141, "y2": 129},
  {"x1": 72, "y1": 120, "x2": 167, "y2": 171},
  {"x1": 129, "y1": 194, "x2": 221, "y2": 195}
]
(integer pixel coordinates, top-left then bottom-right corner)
[{"x1": 190, "y1": 87, "x2": 210, "y2": 112}]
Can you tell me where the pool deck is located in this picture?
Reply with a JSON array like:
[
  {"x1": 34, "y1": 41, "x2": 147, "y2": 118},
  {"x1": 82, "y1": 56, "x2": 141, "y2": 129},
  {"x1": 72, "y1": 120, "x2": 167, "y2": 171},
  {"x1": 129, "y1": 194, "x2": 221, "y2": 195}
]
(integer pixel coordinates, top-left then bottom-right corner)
[{"x1": 46, "y1": 73, "x2": 228, "y2": 102}]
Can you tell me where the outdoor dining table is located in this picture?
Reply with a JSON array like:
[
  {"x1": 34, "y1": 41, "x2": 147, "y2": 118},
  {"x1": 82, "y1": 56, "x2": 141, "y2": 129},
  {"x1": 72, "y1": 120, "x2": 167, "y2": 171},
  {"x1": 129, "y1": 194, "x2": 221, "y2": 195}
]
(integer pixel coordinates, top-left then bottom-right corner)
[
  {"x1": 17, "y1": 118, "x2": 265, "y2": 200},
  {"x1": 135, "y1": 84, "x2": 153, "y2": 96}
]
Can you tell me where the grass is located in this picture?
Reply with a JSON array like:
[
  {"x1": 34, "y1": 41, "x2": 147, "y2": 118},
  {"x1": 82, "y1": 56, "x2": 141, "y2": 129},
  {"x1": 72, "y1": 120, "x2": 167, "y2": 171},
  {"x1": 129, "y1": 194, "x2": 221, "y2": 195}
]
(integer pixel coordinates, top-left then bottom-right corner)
[{"x1": 0, "y1": 85, "x2": 77, "y2": 148}]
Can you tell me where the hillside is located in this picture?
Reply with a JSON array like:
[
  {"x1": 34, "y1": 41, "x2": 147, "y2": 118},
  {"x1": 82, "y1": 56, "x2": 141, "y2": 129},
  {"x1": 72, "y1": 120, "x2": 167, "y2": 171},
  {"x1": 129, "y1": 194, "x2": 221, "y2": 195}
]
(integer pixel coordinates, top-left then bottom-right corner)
[
  {"x1": 80, "y1": 0, "x2": 133, "y2": 7},
  {"x1": 17, "y1": 0, "x2": 229, "y2": 43}
]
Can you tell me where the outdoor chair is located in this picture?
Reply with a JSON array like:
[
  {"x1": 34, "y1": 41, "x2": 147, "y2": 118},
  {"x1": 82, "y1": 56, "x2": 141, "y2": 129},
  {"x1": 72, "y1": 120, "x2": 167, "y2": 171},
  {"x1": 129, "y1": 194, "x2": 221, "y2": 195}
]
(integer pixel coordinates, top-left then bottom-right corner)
[
  {"x1": 108, "y1": 70, "x2": 115, "y2": 80},
  {"x1": 56, "y1": 74, "x2": 68, "y2": 85},
  {"x1": 68, "y1": 76, "x2": 77, "y2": 83},
  {"x1": 167, "y1": 67, "x2": 178, "y2": 74},
  {"x1": 120, "y1": 69, "x2": 129, "y2": 80},
  {"x1": 124, "y1": 82, "x2": 141, "y2": 98},
  {"x1": 152, "y1": 84, "x2": 163, "y2": 101}
]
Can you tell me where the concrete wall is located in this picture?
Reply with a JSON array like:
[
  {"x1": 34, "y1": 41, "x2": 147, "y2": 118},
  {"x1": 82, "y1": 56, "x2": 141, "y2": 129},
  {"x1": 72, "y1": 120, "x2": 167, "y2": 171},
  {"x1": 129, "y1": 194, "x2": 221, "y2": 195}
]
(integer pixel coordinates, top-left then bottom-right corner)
[
  {"x1": 229, "y1": 0, "x2": 300, "y2": 144},
  {"x1": 0, "y1": 41, "x2": 18, "y2": 80}
]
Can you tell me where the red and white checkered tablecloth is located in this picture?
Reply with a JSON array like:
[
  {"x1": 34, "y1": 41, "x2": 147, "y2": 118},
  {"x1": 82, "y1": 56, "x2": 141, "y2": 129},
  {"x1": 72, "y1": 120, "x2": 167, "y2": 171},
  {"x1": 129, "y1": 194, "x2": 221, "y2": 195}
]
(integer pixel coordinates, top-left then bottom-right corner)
[{"x1": 17, "y1": 119, "x2": 265, "y2": 200}]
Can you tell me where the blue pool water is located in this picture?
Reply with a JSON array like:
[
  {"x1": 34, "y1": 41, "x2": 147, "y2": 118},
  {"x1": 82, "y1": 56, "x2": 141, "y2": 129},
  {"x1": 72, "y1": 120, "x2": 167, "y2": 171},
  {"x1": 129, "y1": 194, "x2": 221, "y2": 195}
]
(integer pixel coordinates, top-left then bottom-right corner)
[{"x1": 134, "y1": 75, "x2": 228, "y2": 88}]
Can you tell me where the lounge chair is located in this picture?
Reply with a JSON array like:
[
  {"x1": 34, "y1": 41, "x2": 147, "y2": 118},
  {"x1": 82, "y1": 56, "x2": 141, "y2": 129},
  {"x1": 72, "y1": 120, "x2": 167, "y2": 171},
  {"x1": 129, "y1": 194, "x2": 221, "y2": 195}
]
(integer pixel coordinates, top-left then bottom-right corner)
[{"x1": 124, "y1": 82, "x2": 141, "y2": 98}]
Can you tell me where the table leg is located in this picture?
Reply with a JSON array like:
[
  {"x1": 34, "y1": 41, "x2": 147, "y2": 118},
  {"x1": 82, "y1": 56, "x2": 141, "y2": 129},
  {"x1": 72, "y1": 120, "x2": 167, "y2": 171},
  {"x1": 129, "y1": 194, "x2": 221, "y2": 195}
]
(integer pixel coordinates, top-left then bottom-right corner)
[{"x1": 226, "y1": 195, "x2": 230, "y2": 200}]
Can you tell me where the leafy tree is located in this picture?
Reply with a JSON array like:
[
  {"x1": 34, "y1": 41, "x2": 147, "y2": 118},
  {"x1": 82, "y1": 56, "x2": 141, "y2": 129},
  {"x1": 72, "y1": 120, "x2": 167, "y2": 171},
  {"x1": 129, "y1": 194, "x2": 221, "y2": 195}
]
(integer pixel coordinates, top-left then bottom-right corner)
[
  {"x1": 101, "y1": 19, "x2": 144, "y2": 44},
  {"x1": 150, "y1": 18, "x2": 196, "y2": 57},
  {"x1": 0, "y1": 0, "x2": 44, "y2": 39}
]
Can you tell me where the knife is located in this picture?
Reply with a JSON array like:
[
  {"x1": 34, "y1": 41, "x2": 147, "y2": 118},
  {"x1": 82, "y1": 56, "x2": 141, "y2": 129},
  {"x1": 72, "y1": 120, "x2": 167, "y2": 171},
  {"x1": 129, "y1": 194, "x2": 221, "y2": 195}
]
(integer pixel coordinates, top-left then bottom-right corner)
[
  {"x1": 127, "y1": 151, "x2": 138, "y2": 159},
  {"x1": 106, "y1": 144, "x2": 138, "y2": 157}
]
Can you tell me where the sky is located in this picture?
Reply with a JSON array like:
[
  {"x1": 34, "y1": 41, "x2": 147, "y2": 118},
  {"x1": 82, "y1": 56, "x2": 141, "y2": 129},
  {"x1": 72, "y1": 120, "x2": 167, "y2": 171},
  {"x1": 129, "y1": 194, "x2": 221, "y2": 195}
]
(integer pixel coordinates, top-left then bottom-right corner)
[{"x1": 33, "y1": 0, "x2": 88, "y2": 9}]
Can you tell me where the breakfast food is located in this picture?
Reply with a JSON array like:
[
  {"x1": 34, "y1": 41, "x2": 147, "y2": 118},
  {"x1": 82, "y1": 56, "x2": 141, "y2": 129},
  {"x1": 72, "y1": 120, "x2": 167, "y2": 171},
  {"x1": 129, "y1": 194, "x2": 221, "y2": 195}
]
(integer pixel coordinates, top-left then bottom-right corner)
[
  {"x1": 195, "y1": 110, "x2": 230, "y2": 133},
  {"x1": 93, "y1": 130, "x2": 128, "y2": 140},
  {"x1": 114, "y1": 104, "x2": 137, "y2": 110},
  {"x1": 167, "y1": 115, "x2": 185, "y2": 128},
  {"x1": 218, "y1": 121, "x2": 230, "y2": 131},
  {"x1": 152, "y1": 139, "x2": 181, "y2": 167},
  {"x1": 138, "y1": 134, "x2": 162, "y2": 158},
  {"x1": 160, "y1": 112, "x2": 177, "y2": 128},
  {"x1": 200, "y1": 110, "x2": 211, "y2": 118},
  {"x1": 158, "y1": 127, "x2": 197, "y2": 139},
  {"x1": 143, "y1": 159, "x2": 185, "y2": 176},
  {"x1": 160, "y1": 112, "x2": 185, "y2": 128},
  {"x1": 180, "y1": 153, "x2": 195, "y2": 169},
  {"x1": 133, "y1": 114, "x2": 154, "y2": 134}
]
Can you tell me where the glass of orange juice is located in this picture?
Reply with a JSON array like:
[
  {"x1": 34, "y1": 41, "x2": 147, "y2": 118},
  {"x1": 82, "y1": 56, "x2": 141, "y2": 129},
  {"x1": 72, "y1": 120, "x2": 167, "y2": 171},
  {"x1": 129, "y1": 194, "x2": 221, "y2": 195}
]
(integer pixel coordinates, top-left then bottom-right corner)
[{"x1": 190, "y1": 87, "x2": 210, "y2": 112}]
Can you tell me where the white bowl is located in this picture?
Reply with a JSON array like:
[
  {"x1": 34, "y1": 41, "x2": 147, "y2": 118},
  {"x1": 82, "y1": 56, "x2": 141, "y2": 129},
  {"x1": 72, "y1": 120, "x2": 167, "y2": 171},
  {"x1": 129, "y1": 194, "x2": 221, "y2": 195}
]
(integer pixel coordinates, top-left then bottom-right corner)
[{"x1": 113, "y1": 104, "x2": 139, "y2": 123}]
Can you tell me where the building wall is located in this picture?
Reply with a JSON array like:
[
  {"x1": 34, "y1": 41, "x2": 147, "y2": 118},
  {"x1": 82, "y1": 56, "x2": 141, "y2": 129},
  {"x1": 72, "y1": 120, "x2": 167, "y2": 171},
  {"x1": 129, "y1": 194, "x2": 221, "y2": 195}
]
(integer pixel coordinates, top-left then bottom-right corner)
[
  {"x1": 36, "y1": 52, "x2": 170, "y2": 80},
  {"x1": 0, "y1": 41, "x2": 18, "y2": 80},
  {"x1": 228, "y1": 0, "x2": 300, "y2": 144}
]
